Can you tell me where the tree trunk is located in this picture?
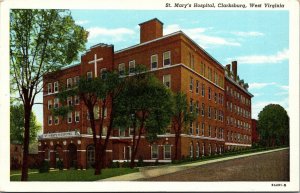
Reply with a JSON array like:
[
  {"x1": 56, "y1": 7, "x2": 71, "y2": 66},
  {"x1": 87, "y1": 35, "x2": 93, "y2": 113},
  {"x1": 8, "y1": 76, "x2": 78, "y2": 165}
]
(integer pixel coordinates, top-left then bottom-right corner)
[
  {"x1": 87, "y1": 106, "x2": 101, "y2": 175},
  {"x1": 130, "y1": 122, "x2": 144, "y2": 168},
  {"x1": 94, "y1": 144, "x2": 101, "y2": 175},
  {"x1": 174, "y1": 132, "x2": 180, "y2": 160},
  {"x1": 21, "y1": 102, "x2": 32, "y2": 181}
]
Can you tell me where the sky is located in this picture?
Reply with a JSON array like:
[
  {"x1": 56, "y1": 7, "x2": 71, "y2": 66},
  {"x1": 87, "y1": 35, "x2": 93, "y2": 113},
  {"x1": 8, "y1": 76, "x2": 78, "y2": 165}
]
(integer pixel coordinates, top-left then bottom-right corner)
[{"x1": 33, "y1": 10, "x2": 289, "y2": 126}]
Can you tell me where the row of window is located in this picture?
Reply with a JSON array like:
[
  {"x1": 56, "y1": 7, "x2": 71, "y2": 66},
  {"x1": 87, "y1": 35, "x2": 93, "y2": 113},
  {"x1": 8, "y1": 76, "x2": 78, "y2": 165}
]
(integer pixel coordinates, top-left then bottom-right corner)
[
  {"x1": 189, "y1": 77, "x2": 224, "y2": 104},
  {"x1": 188, "y1": 121, "x2": 224, "y2": 139},
  {"x1": 226, "y1": 85, "x2": 251, "y2": 106},
  {"x1": 118, "y1": 51, "x2": 171, "y2": 76},
  {"x1": 189, "y1": 142, "x2": 224, "y2": 158},
  {"x1": 190, "y1": 100, "x2": 224, "y2": 121},
  {"x1": 226, "y1": 102, "x2": 251, "y2": 118},
  {"x1": 227, "y1": 131, "x2": 251, "y2": 144},
  {"x1": 151, "y1": 144, "x2": 171, "y2": 159},
  {"x1": 47, "y1": 96, "x2": 80, "y2": 110},
  {"x1": 46, "y1": 71, "x2": 109, "y2": 95},
  {"x1": 200, "y1": 62, "x2": 224, "y2": 88},
  {"x1": 47, "y1": 111, "x2": 80, "y2": 126},
  {"x1": 226, "y1": 117, "x2": 251, "y2": 130}
]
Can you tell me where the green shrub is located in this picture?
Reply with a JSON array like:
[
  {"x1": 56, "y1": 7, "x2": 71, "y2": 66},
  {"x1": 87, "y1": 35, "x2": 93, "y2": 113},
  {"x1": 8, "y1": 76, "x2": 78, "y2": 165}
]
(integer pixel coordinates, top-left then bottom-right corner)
[
  {"x1": 122, "y1": 161, "x2": 129, "y2": 168},
  {"x1": 111, "y1": 161, "x2": 120, "y2": 168},
  {"x1": 39, "y1": 160, "x2": 50, "y2": 173},
  {"x1": 56, "y1": 159, "x2": 64, "y2": 170}
]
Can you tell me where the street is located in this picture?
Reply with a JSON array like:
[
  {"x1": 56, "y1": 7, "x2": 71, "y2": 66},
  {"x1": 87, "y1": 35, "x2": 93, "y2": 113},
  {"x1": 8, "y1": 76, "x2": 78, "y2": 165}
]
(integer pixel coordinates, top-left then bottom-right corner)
[{"x1": 144, "y1": 149, "x2": 289, "y2": 181}]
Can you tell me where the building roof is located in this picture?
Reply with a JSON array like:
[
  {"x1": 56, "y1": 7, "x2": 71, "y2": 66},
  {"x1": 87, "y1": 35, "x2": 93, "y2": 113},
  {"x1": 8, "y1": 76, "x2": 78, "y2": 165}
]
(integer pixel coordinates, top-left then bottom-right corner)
[{"x1": 226, "y1": 75, "x2": 254, "y2": 97}]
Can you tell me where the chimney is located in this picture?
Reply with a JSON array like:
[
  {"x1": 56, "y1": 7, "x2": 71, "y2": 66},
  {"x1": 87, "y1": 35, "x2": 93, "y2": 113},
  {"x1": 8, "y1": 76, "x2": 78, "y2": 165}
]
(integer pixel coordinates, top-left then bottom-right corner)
[
  {"x1": 225, "y1": 64, "x2": 230, "y2": 73},
  {"x1": 139, "y1": 18, "x2": 163, "y2": 43},
  {"x1": 232, "y1": 61, "x2": 237, "y2": 81}
]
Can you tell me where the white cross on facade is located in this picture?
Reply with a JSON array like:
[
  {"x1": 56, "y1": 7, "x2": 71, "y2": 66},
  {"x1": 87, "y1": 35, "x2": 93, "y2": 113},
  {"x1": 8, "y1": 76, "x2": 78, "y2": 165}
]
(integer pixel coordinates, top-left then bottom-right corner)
[{"x1": 88, "y1": 54, "x2": 103, "y2": 78}]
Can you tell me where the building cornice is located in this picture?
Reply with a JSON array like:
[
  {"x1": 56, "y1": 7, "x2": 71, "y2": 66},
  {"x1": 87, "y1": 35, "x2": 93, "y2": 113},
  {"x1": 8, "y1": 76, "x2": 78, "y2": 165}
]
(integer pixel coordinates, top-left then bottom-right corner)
[{"x1": 225, "y1": 75, "x2": 253, "y2": 97}]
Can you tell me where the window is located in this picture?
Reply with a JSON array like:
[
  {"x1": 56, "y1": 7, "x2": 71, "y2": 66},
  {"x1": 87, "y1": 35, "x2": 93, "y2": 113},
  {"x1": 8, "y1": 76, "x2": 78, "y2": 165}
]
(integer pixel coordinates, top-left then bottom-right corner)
[
  {"x1": 119, "y1": 128, "x2": 126, "y2": 137},
  {"x1": 190, "y1": 98, "x2": 193, "y2": 113},
  {"x1": 118, "y1": 63, "x2": 125, "y2": 76},
  {"x1": 67, "y1": 112, "x2": 72, "y2": 123},
  {"x1": 47, "y1": 83, "x2": 52, "y2": 94},
  {"x1": 100, "y1": 68, "x2": 107, "y2": 79},
  {"x1": 151, "y1": 54, "x2": 158, "y2": 70},
  {"x1": 201, "y1": 103, "x2": 205, "y2": 116},
  {"x1": 191, "y1": 54, "x2": 194, "y2": 69},
  {"x1": 208, "y1": 125, "x2": 211, "y2": 137},
  {"x1": 200, "y1": 62, "x2": 204, "y2": 75},
  {"x1": 196, "y1": 122, "x2": 199, "y2": 135},
  {"x1": 215, "y1": 127, "x2": 218, "y2": 138},
  {"x1": 202, "y1": 143, "x2": 205, "y2": 156},
  {"x1": 209, "y1": 144, "x2": 212, "y2": 155},
  {"x1": 93, "y1": 106, "x2": 99, "y2": 119},
  {"x1": 164, "y1": 145, "x2": 171, "y2": 159},
  {"x1": 54, "y1": 82, "x2": 59, "y2": 93},
  {"x1": 54, "y1": 116, "x2": 59, "y2": 125},
  {"x1": 189, "y1": 121, "x2": 193, "y2": 135},
  {"x1": 67, "y1": 78, "x2": 73, "y2": 89},
  {"x1": 214, "y1": 93, "x2": 217, "y2": 103},
  {"x1": 201, "y1": 123, "x2": 205, "y2": 136},
  {"x1": 48, "y1": 116, "x2": 52, "y2": 125},
  {"x1": 196, "y1": 80, "x2": 199, "y2": 94},
  {"x1": 74, "y1": 76, "x2": 79, "y2": 86},
  {"x1": 219, "y1": 110, "x2": 223, "y2": 122},
  {"x1": 129, "y1": 60, "x2": 135, "y2": 74},
  {"x1": 196, "y1": 101, "x2": 199, "y2": 115},
  {"x1": 219, "y1": 93, "x2": 223, "y2": 104},
  {"x1": 189, "y1": 77, "x2": 193, "y2": 91},
  {"x1": 189, "y1": 144, "x2": 193, "y2": 158},
  {"x1": 102, "y1": 127, "x2": 107, "y2": 136},
  {"x1": 208, "y1": 106, "x2": 211, "y2": 118},
  {"x1": 87, "y1": 145, "x2": 95, "y2": 168},
  {"x1": 201, "y1": 84, "x2": 205, "y2": 97},
  {"x1": 87, "y1": 127, "x2": 93, "y2": 134},
  {"x1": 163, "y1": 74, "x2": 171, "y2": 88},
  {"x1": 75, "y1": 111, "x2": 80, "y2": 122},
  {"x1": 74, "y1": 95, "x2": 80, "y2": 105},
  {"x1": 214, "y1": 109, "x2": 218, "y2": 120},
  {"x1": 48, "y1": 100, "x2": 52, "y2": 110},
  {"x1": 163, "y1": 51, "x2": 171, "y2": 66},
  {"x1": 87, "y1": 71, "x2": 93, "y2": 80},
  {"x1": 151, "y1": 145, "x2": 158, "y2": 159},
  {"x1": 208, "y1": 87, "x2": 211, "y2": 100},
  {"x1": 54, "y1": 98, "x2": 59, "y2": 108},
  {"x1": 196, "y1": 143, "x2": 200, "y2": 158},
  {"x1": 101, "y1": 107, "x2": 107, "y2": 119},
  {"x1": 67, "y1": 97, "x2": 73, "y2": 106}
]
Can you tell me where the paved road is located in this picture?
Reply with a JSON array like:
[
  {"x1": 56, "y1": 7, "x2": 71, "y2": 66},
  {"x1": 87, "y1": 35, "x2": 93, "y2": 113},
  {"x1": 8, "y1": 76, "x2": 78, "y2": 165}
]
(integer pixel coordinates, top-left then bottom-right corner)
[{"x1": 144, "y1": 149, "x2": 289, "y2": 181}]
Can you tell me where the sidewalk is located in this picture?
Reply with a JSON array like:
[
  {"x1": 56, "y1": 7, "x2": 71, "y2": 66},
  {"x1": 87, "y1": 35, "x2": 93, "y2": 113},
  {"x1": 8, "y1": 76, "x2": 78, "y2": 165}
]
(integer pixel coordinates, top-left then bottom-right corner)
[{"x1": 101, "y1": 147, "x2": 289, "y2": 181}]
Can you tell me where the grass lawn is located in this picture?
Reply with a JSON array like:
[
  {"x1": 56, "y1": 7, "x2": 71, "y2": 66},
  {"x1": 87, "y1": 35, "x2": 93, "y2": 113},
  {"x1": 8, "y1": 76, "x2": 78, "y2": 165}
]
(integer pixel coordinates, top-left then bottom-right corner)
[{"x1": 10, "y1": 168, "x2": 139, "y2": 181}]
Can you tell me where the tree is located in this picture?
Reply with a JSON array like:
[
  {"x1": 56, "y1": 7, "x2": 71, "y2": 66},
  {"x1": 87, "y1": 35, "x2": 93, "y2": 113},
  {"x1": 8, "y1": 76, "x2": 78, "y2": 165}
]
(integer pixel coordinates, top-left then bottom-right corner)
[
  {"x1": 10, "y1": 104, "x2": 41, "y2": 144},
  {"x1": 171, "y1": 92, "x2": 196, "y2": 160},
  {"x1": 257, "y1": 104, "x2": 289, "y2": 147},
  {"x1": 53, "y1": 71, "x2": 124, "y2": 175},
  {"x1": 114, "y1": 68, "x2": 173, "y2": 168},
  {"x1": 10, "y1": 9, "x2": 88, "y2": 181}
]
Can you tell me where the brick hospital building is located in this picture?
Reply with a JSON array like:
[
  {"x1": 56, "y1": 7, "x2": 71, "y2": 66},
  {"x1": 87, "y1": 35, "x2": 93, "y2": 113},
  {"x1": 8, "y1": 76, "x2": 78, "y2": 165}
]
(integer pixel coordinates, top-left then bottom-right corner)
[{"x1": 38, "y1": 18, "x2": 253, "y2": 169}]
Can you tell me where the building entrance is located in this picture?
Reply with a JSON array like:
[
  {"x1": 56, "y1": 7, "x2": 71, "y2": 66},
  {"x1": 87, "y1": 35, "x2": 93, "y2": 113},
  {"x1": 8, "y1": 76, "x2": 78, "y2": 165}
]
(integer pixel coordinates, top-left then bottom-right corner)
[{"x1": 68, "y1": 143, "x2": 77, "y2": 168}]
